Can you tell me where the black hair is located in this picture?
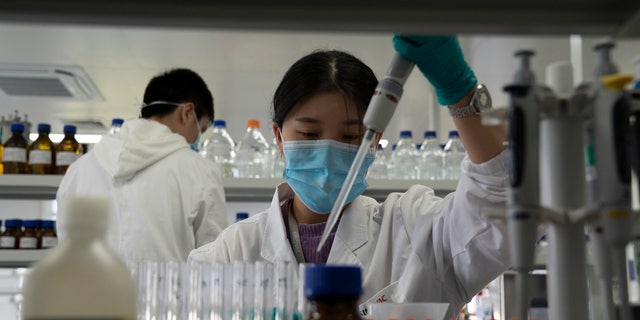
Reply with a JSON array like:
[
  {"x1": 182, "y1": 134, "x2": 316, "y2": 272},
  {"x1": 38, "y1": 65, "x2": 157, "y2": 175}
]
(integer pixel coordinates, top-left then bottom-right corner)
[
  {"x1": 141, "y1": 68, "x2": 214, "y2": 121},
  {"x1": 271, "y1": 50, "x2": 378, "y2": 128}
]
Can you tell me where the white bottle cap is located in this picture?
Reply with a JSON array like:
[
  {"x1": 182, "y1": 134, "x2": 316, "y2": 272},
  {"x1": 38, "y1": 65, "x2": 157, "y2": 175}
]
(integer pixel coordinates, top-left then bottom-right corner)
[
  {"x1": 545, "y1": 61, "x2": 574, "y2": 97},
  {"x1": 59, "y1": 196, "x2": 111, "y2": 233}
]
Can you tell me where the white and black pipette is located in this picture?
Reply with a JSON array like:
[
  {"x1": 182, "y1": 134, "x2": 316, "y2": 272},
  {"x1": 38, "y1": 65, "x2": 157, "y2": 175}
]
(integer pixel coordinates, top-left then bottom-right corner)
[
  {"x1": 590, "y1": 41, "x2": 635, "y2": 320},
  {"x1": 317, "y1": 53, "x2": 414, "y2": 251},
  {"x1": 502, "y1": 50, "x2": 544, "y2": 320}
]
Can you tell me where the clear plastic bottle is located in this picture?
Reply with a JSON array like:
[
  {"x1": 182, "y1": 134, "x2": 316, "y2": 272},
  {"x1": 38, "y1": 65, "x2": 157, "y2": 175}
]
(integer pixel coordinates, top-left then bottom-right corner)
[
  {"x1": 474, "y1": 287, "x2": 493, "y2": 320},
  {"x1": 2, "y1": 123, "x2": 29, "y2": 174},
  {"x1": 303, "y1": 265, "x2": 363, "y2": 320},
  {"x1": 107, "y1": 118, "x2": 124, "y2": 136},
  {"x1": 29, "y1": 123, "x2": 55, "y2": 174},
  {"x1": 367, "y1": 144, "x2": 389, "y2": 180},
  {"x1": 22, "y1": 196, "x2": 137, "y2": 320},
  {"x1": 55, "y1": 125, "x2": 83, "y2": 175},
  {"x1": 200, "y1": 119, "x2": 236, "y2": 178},
  {"x1": 443, "y1": 130, "x2": 466, "y2": 181},
  {"x1": 269, "y1": 137, "x2": 285, "y2": 179},
  {"x1": 234, "y1": 119, "x2": 271, "y2": 178},
  {"x1": 418, "y1": 130, "x2": 444, "y2": 180},
  {"x1": 389, "y1": 130, "x2": 419, "y2": 180}
]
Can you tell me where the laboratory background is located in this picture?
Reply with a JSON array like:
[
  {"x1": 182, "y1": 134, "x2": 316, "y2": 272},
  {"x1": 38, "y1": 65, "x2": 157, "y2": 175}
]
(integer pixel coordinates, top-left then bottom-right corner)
[{"x1": 1, "y1": 1, "x2": 640, "y2": 319}]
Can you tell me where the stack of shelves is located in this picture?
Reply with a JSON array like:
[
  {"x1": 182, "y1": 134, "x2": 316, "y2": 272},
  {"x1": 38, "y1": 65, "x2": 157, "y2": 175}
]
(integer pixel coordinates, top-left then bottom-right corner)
[{"x1": 0, "y1": 175, "x2": 458, "y2": 266}]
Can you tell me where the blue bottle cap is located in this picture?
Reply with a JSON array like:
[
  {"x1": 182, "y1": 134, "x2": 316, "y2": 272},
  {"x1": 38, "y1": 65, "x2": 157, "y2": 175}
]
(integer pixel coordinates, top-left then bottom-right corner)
[
  {"x1": 42, "y1": 220, "x2": 56, "y2": 228},
  {"x1": 23, "y1": 220, "x2": 39, "y2": 228},
  {"x1": 63, "y1": 125, "x2": 77, "y2": 134},
  {"x1": 448, "y1": 130, "x2": 459, "y2": 138},
  {"x1": 399, "y1": 130, "x2": 412, "y2": 138},
  {"x1": 38, "y1": 123, "x2": 51, "y2": 132},
  {"x1": 5, "y1": 219, "x2": 22, "y2": 228},
  {"x1": 213, "y1": 120, "x2": 227, "y2": 127},
  {"x1": 111, "y1": 118, "x2": 124, "y2": 126},
  {"x1": 304, "y1": 265, "x2": 362, "y2": 299},
  {"x1": 10, "y1": 123, "x2": 25, "y2": 132},
  {"x1": 424, "y1": 130, "x2": 437, "y2": 138}
]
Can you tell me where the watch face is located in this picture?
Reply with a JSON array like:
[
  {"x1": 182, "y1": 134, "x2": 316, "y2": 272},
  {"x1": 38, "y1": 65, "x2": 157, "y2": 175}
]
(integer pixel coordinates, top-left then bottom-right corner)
[{"x1": 475, "y1": 86, "x2": 492, "y2": 111}]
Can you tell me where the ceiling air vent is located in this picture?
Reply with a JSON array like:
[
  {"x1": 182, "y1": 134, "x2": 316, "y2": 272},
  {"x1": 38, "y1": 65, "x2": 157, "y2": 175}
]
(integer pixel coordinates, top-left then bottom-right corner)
[{"x1": 0, "y1": 64, "x2": 104, "y2": 101}]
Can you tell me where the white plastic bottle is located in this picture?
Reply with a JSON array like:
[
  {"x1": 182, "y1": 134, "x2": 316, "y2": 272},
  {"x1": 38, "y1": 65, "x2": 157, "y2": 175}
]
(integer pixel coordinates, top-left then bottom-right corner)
[
  {"x1": 418, "y1": 130, "x2": 444, "y2": 180},
  {"x1": 367, "y1": 143, "x2": 389, "y2": 180},
  {"x1": 22, "y1": 196, "x2": 137, "y2": 320},
  {"x1": 443, "y1": 130, "x2": 466, "y2": 180},
  {"x1": 108, "y1": 118, "x2": 124, "y2": 136},
  {"x1": 200, "y1": 119, "x2": 236, "y2": 177},
  {"x1": 234, "y1": 119, "x2": 271, "y2": 178},
  {"x1": 389, "y1": 130, "x2": 419, "y2": 180}
]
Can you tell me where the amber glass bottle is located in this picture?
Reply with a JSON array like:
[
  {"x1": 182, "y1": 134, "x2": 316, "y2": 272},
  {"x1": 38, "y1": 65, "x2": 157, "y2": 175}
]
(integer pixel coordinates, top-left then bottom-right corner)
[
  {"x1": 2, "y1": 123, "x2": 29, "y2": 174},
  {"x1": 40, "y1": 220, "x2": 58, "y2": 249},
  {"x1": 20, "y1": 220, "x2": 39, "y2": 249},
  {"x1": 55, "y1": 125, "x2": 82, "y2": 175},
  {"x1": 0, "y1": 219, "x2": 22, "y2": 249},
  {"x1": 29, "y1": 123, "x2": 55, "y2": 174}
]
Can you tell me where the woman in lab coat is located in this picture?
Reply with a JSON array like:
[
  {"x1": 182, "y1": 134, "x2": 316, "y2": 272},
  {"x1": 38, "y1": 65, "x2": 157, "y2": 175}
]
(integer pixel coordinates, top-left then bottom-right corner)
[{"x1": 189, "y1": 35, "x2": 509, "y2": 318}]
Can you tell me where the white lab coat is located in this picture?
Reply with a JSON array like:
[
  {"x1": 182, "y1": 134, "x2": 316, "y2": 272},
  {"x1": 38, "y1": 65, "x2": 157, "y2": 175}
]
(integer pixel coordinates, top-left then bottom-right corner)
[
  {"x1": 57, "y1": 118, "x2": 228, "y2": 263},
  {"x1": 189, "y1": 151, "x2": 509, "y2": 318}
]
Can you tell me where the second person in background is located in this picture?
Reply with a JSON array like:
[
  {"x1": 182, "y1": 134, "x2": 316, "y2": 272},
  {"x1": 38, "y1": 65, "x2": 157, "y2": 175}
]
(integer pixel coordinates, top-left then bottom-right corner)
[
  {"x1": 190, "y1": 36, "x2": 509, "y2": 318},
  {"x1": 57, "y1": 68, "x2": 229, "y2": 263}
]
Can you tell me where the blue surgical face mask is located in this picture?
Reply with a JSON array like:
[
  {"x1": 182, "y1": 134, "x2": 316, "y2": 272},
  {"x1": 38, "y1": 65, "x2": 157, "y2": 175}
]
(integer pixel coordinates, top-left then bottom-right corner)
[
  {"x1": 283, "y1": 139, "x2": 375, "y2": 214},
  {"x1": 190, "y1": 111, "x2": 202, "y2": 152}
]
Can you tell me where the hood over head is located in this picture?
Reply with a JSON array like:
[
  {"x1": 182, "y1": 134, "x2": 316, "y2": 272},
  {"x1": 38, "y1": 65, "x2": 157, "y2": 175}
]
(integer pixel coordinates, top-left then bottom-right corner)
[{"x1": 93, "y1": 118, "x2": 189, "y2": 181}]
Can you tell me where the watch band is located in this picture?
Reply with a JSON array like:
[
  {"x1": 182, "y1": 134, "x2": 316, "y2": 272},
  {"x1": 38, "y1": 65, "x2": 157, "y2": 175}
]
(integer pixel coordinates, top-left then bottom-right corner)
[{"x1": 448, "y1": 104, "x2": 478, "y2": 118}]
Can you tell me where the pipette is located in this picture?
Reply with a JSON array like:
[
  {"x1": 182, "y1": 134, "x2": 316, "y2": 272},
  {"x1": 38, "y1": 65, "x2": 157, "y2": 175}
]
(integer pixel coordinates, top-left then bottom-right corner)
[{"x1": 317, "y1": 53, "x2": 415, "y2": 251}]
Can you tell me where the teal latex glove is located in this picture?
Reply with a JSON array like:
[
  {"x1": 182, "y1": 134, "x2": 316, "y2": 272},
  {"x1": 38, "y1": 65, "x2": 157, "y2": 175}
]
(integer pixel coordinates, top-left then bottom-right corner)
[{"x1": 393, "y1": 34, "x2": 477, "y2": 106}]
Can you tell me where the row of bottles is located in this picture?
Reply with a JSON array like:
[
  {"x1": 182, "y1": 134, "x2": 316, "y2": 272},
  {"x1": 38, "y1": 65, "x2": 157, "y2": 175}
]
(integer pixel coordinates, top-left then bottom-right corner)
[
  {"x1": 0, "y1": 219, "x2": 57, "y2": 249},
  {"x1": 199, "y1": 119, "x2": 282, "y2": 179},
  {"x1": 369, "y1": 130, "x2": 466, "y2": 181},
  {"x1": 199, "y1": 119, "x2": 466, "y2": 181},
  {"x1": 1, "y1": 123, "x2": 82, "y2": 175}
]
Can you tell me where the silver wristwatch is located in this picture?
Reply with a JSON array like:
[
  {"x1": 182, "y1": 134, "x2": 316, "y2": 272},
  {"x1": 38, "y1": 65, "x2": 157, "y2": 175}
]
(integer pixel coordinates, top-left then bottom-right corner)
[{"x1": 448, "y1": 83, "x2": 492, "y2": 118}]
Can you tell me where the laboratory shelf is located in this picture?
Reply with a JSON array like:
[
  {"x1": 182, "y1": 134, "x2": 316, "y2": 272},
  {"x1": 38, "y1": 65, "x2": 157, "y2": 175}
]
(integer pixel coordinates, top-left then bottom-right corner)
[
  {"x1": 0, "y1": 175, "x2": 458, "y2": 202},
  {"x1": 0, "y1": 250, "x2": 51, "y2": 268},
  {"x1": 0, "y1": 175, "x2": 62, "y2": 200},
  {"x1": 218, "y1": 178, "x2": 458, "y2": 202}
]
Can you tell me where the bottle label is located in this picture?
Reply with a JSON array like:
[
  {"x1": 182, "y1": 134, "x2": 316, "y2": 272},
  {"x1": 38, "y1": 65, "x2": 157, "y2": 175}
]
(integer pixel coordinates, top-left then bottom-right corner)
[
  {"x1": 19, "y1": 237, "x2": 38, "y2": 249},
  {"x1": 29, "y1": 150, "x2": 53, "y2": 165},
  {"x1": 41, "y1": 236, "x2": 58, "y2": 248},
  {"x1": 3, "y1": 147, "x2": 27, "y2": 162},
  {"x1": 57, "y1": 151, "x2": 80, "y2": 166},
  {"x1": 0, "y1": 236, "x2": 16, "y2": 248}
]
